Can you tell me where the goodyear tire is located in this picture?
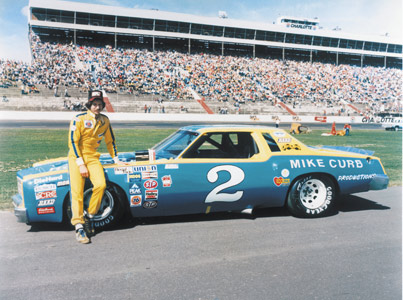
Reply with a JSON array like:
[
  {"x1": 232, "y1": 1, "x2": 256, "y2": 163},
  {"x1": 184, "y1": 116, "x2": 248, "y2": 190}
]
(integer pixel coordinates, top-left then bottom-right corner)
[
  {"x1": 64, "y1": 182, "x2": 126, "y2": 230},
  {"x1": 287, "y1": 175, "x2": 336, "y2": 218},
  {"x1": 82, "y1": 183, "x2": 125, "y2": 230}
]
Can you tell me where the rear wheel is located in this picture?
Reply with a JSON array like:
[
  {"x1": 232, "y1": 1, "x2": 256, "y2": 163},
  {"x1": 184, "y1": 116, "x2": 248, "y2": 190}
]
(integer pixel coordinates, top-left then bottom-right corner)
[{"x1": 287, "y1": 175, "x2": 336, "y2": 218}]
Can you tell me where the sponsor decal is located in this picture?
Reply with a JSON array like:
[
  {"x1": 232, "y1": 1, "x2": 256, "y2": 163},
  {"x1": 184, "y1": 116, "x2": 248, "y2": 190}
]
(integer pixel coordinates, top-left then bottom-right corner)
[
  {"x1": 131, "y1": 183, "x2": 140, "y2": 189},
  {"x1": 56, "y1": 180, "x2": 69, "y2": 187},
  {"x1": 277, "y1": 138, "x2": 292, "y2": 143},
  {"x1": 37, "y1": 207, "x2": 55, "y2": 215},
  {"x1": 337, "y1": 174, "x2": 376, "y2": 181},
  {"x1": 127, "y1": 173, "x2": 141, "y2": 182},
  {"x1": 142, "y1": 171, "x2": 158, "y2": 179},
  {"x1": 70, "y1": 125, "x2": 77, "y2": 131},
  {"x1": 132, "y1": 165, "x2": 157, "y2": 172},
  {"x1": 282, "y1": 144, "x2": 301, "y2": 151},
  {"x1": 272, "y1": 131, "x2": 286, "y2": 137},
  {"x1": 130, "y1": 188, "x2": 141, "y2": 195},
  {"x1": 143, "y1": 179, "x2": 158, "y2": 189},
  {"x1": 290, "y1": 159, "x2": 364, "y2": 169},
  {"x1": 162, "y1": 175, "x2": 172, "y2": 187},
  {"x1": 143, "y1": 200, "x2": 158, "y2": 209},
  {"x1": 145, "y1": 189, "x2": 158, "y2": 200},
  {"x1": 35, "y1": 190, "x2": 57, "y2": 200},
  {"x1": 114, "y1": 166, "x2": 133, "y2": 175},
  {"x1": 281, "y1": 169, "x2": 290, "y2": 177},
  {"x1": 165, "y1": 164, "x2": 179, "y2": 169},
  {"x1": 130, "y1": 195, "x2": 142, "y2": 207},
  {"x1": 34, "y1": 183, "x2": 56, "y2": 193},
  {"x1": 84, "y1": 120, "x2": 94, "y2": 129},
  {"x1": 34, "y1": 175, "x2": 63, "y2": 185},
  {"x1": 37, "y1": 199, "x2": 56, "y2": 206},
  {"x1": 273, "y1": 177, "x2": 290, "y2": 187}
]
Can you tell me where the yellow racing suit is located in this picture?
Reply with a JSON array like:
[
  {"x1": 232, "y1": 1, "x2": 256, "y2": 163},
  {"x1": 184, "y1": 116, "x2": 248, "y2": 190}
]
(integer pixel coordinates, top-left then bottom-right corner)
[{"x1": 68, "y1": 110, "x2": 119, "y2": 226}]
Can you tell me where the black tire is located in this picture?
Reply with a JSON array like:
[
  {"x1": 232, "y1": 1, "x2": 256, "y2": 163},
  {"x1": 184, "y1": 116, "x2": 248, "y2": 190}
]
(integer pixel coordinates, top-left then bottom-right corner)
[
  {"x1": 287, "y1": 175, "x2": 336, "y2": 218},
  {"x1": 64, "y1": 182, "x2": 125, "y2": 230}
]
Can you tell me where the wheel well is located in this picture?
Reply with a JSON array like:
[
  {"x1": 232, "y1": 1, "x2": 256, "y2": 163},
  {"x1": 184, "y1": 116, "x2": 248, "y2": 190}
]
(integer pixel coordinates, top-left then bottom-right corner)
[{"x1": 62, "y1": 181, "x2": 130, "y2": 221}]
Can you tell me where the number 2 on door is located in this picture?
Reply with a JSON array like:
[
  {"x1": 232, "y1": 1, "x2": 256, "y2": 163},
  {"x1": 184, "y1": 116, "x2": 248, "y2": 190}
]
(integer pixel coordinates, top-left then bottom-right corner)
[{"x1": 205, "y1": 165, "x2": 245, "y2": 203}]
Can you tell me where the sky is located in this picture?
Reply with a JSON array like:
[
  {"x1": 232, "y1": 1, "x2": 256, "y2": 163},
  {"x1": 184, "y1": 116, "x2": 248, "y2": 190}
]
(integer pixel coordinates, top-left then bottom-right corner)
[{"x1": 0, "y1": 0, "x2": 402, "y2": 62}]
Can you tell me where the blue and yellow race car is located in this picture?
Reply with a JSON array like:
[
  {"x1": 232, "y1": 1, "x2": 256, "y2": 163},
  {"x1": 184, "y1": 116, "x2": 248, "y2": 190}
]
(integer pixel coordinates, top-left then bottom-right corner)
[{"x1": 13, "y1": 125, "x2": 389, "y2": 229}]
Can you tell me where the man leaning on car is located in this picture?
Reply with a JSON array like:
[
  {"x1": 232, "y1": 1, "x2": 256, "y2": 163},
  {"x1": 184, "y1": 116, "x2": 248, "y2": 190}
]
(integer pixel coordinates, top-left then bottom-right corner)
[{"x1": 68, "y1": 90, "x2": 124, "y2": 244}]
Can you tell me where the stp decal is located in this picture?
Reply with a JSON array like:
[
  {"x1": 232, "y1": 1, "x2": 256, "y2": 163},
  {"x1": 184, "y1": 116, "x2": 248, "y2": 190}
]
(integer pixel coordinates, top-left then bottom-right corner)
[{"x1": 143, "y1": 179, "x2": 158, "y2": 189}]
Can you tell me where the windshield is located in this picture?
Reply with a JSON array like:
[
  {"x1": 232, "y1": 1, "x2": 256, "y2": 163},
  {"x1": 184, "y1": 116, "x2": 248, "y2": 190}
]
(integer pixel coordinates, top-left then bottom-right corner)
[{"x1": 152, "y1": 130, "x2": 199, "y2": 159}]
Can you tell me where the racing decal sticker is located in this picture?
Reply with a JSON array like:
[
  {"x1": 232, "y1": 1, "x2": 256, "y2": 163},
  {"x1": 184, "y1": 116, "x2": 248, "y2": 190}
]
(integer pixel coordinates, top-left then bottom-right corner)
[
  {"x1": 273, "y1": 177, "x2": 290, "y2": 187},
  {"x1": 130, "y1": 195, "x2": 142, "y2": 207},
  {"x1": 165, "y1": 164, "x2": 179, "y2": 169},
  {"x1": 143, "y1": 200, "x2": 158, "y2": 209},
  {"x1": 273, "y1": 131, "x2": 286, "y2": 137},
  {"x1": 281, "y1": 169, "x2": 290, "y2": 177},
  {"x1": 114, "y1": 166, "x2": 133, "y2": 174},
  {"x1": 84, "y1": 120, "x2": 94, "y2": 129},
  {"x1": 133, "y1": 165, "x2": 157, "y2": 172},
  {"x1": 34, "y1": 183, "x2": 56, "y2": 193},
  {"x1": 57, "y1": 180, "x2": 69, "y2": 187},
  {"x1": 127, "y1": 173, "x2": 141, "y2": 182},
  {"x1": 37, "y1": 207, "x2": 55, "y2": 215},
  {"x1": 290, "y1": 159, "x2": 364, "y2": 169},
  {"x1": 35, "y1": 190, "x2": 57, "y2": 200},
  {"x1": 145, "y1": 190, "x2": 158, "y2": 200},
  {"x1": 277, "y1": 138, "x2": 292, "y2": 143},
  {"x1": 142, "y1": 171, "x2": 158, "y2": 179},
  {"x1": 130, "y1": 183, "x2": 141, "y2": 194},
  {"x1": 162, "y1": 175, "x2": 172, "y2": 187},
  {"x1": 143, "y1": 179, "x2": 158, "y2": 189},
  {"x1": 33, "y1": 175, "x2": 63, "y2": 185},
  {"x1": 282, "y1": 144, "x2": 301, "y2": 151},
  {"x1": 337, "y1": 174, "x2": 376, "y2": 181},
  {"x1": 37, "y1": 199, "x2": 56, "y2": 207}
]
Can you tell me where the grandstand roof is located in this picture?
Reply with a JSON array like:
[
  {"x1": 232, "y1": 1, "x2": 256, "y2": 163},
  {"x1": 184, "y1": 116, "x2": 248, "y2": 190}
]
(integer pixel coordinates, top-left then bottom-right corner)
[{"x1": 29, "y1": 0, "x2": 401, "y2": 44}]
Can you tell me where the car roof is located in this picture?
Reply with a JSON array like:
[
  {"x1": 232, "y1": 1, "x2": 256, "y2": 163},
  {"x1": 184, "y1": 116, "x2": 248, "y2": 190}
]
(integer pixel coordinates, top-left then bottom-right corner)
[{"x1": 180, "y1": 124, "x2": 278, "y2": 133}]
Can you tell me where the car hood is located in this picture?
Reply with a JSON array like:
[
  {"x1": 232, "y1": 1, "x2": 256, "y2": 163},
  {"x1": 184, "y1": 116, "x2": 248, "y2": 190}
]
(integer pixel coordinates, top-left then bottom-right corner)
[{"x1": 17, "y1": 152, "x2": 137, "y2": 179}]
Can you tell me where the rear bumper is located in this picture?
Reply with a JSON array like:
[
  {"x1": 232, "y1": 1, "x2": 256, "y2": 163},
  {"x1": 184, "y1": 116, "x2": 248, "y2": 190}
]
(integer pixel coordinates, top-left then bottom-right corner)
[
  {"x1": 369, "y1": 174, "x2": 389, "y2": 190},
  {"x1": 12, "y1": 194, "x2": 28, "y2": 223}
]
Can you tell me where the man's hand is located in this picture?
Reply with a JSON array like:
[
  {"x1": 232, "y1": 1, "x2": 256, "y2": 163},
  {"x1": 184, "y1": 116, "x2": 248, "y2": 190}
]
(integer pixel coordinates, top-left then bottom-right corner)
[{"x1": 79, "y1": 164, "x2": 89, "y2": 178}]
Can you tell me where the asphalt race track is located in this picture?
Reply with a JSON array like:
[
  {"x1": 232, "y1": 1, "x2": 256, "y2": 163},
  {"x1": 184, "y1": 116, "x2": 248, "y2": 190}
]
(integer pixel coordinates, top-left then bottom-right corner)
[{"x1": 0, "y1": 187, "x2": 401, "y2": 300}]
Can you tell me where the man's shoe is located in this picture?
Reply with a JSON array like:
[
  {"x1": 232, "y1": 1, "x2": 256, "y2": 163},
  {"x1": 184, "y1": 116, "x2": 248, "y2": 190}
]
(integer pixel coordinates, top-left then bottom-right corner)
[
  {"x1": 84, "y1": 216, "x2": 95, "y2": 237},
  {"x1": 76, "y1": 228, "x2": 90, "y2": 244}
]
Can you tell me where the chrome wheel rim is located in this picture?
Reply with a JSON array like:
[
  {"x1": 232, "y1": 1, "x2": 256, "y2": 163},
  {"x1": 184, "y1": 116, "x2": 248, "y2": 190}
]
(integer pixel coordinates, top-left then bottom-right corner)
[
  {"x1": 299, "y1": 179, "x2": 327, "y2": 209},
  {"x1": 83, "y1": 188, "x2": 114, "y2": 221}
]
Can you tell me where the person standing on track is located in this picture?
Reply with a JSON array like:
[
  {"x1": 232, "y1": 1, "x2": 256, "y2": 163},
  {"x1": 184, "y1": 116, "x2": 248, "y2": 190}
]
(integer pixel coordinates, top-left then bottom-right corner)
[{"x1": 68, "y1": 90, "x2": 123, "y2": 244}]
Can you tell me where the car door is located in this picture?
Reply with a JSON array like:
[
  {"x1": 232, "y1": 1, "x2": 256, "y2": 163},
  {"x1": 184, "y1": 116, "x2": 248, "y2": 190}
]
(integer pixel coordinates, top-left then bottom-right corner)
[{"x1": 158, "y1": 131, "x2": 272, "y2": 216}]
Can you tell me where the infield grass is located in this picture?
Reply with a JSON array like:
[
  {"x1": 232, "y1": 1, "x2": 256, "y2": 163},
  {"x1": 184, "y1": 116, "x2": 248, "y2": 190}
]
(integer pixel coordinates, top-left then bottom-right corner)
[{"x1": 0, "y1": 128, "x2": 401, "y2": 210}]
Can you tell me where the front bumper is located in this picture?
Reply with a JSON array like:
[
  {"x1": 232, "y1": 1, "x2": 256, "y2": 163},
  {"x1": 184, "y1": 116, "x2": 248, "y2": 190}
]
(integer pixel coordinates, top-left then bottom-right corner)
[
  {"x1": 369, "y1": 174, "x2": 389, "y2": 190},
  {"x1": 12, "y1": 194, "x2": 28, "y2": 223}
]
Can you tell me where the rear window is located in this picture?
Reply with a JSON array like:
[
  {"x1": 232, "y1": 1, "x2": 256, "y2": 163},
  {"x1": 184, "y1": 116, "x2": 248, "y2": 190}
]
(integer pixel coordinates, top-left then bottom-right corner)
[{"x1": 262, "y1": 133, "x2": 281, "y2": 152}]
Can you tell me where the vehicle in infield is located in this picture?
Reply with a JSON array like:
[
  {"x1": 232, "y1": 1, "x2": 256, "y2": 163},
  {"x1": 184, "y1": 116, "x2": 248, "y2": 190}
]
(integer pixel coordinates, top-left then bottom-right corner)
[{"x1": 13, "y1": 125, "x2": 389, "y2": 229}]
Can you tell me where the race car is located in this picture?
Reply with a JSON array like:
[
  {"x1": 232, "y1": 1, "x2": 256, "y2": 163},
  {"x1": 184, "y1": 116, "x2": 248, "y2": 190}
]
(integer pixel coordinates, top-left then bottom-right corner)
[{"x1": 13, "y1": 125, "x2": 389, "y2": 229}]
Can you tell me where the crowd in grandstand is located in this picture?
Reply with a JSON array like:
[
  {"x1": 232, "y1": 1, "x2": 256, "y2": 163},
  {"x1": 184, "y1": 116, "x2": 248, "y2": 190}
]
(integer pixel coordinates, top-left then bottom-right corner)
[{"x1": 0, "y1": 32, "x2": 401, "y2": 115}]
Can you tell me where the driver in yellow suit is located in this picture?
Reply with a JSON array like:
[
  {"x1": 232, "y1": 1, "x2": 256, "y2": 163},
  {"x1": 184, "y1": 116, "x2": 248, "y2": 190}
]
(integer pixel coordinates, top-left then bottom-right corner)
[{"x1": 68, "y1": 90, "x2": 122, "y2": 244}]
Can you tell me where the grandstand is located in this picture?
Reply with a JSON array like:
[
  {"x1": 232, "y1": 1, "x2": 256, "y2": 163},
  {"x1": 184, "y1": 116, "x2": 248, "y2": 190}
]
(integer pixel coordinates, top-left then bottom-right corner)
[{"x1": 0, "y1": 0, "x2": 402, "y2": 116}]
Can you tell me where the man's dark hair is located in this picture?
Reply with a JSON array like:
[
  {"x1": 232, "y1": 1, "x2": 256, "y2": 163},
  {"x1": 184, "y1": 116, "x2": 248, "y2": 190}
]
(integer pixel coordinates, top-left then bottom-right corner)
[{"x1": 85, "y1": 90, "x2": 105, "y2": 109}]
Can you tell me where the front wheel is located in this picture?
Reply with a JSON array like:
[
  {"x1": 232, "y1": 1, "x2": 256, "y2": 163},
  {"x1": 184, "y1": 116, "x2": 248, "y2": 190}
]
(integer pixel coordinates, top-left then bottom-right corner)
[
  {"x1": 64, "y1": 183, "x2": 125, "y2": 230},
  {"x1": 287, "y1": 175, "x2": 336, "y2": 218}
]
